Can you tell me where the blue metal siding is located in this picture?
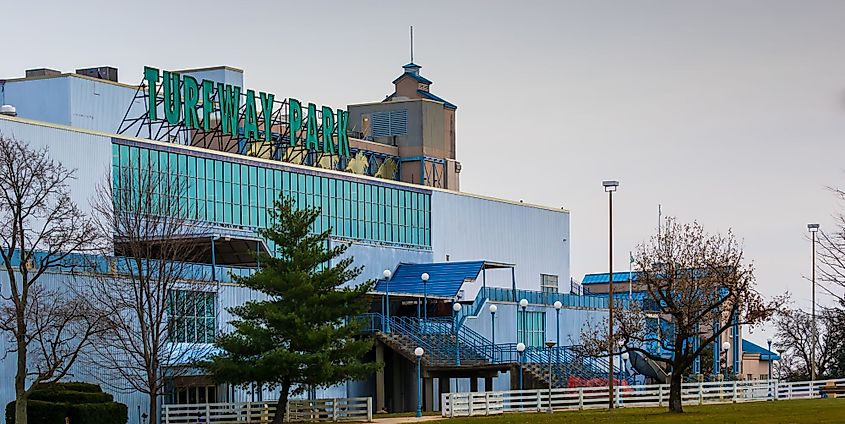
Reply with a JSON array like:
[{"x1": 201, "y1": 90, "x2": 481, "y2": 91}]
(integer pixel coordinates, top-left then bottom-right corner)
[{"x1": 2, "y1": 78, "x2": 72, "y2": 126}]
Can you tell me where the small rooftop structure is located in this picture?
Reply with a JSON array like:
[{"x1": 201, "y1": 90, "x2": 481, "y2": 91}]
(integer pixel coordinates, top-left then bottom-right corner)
[{"x1": 742, "y1": 339, "x2": 781, "y2": 361}]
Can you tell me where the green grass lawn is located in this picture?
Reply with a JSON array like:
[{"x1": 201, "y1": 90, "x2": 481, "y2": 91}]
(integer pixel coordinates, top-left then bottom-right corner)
[{"x1": 444, "y1": 399, "x2": 845, "y2": 424}]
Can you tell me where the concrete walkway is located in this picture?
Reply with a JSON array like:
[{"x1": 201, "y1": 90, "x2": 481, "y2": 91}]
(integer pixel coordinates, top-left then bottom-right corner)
[{"x1": 372, "y1": 415, "x2": 443, "y2": 424}]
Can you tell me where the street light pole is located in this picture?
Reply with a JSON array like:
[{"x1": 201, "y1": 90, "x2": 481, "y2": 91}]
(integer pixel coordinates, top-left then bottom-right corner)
[
  {"x1": 722, "y1": 341, "x2": 731, "y2": 381},
  {"x1": 414, "y1": 347, "x2": 424, "y2": 417},
  {"x1": 517, "y1": 342, "x2": 526, "y2": 391},
  {"x1": 519, "y1": 298, "x2": 528, "y2": 346},
  {"x1": 383, "y1": 269, "x2": 392, "y2": 333},
  {"x1": 603, "y1": 180, "x2": 619, "y2": 408},
  {"x1": 421, "y1": 272, "x2": 430, "y2": 322},
  {"x1": 808, "y1": 223, "x2": 819, "y2": 383},
  {"x1": 546, "y1": 340, "x2": 556, "y2": 413},
  {"x1": 453, "y1": 302, "x2": 463, "y2": 366},
  {"x1": 767, "y1": 337, "x2": 773, "y2": 399},
  {"x1": 489, "y1": 304, "x2": 497, "y2": 360},
  {"x1": 554, "y1": 301, "x2": 562, "y2": 367}
]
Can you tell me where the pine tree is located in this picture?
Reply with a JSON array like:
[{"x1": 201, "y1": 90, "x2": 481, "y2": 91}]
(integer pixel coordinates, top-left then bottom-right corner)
[{"x1": 205, "y1": 198, "x2": 379, "y2": 423}]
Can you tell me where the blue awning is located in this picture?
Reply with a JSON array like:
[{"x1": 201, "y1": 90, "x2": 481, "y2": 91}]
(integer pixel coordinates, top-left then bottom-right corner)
[{"x1": 374, "y1": 261, "x2": 487, "y2": 299}]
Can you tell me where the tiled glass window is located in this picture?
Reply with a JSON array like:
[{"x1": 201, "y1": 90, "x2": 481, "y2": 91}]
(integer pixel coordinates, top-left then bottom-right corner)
[
  {"x1": 112, "y1": 143, "x2": 432, "y2": 249},
  {"x1": 168, "y1": 290, "x2": 216, "y2": 344},
  {"x1": 517, "y1": 311, "x2": 546, "y2": 348}
]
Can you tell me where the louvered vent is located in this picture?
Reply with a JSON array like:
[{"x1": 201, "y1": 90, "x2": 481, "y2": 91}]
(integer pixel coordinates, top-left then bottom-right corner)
[{"x1": 371, "y1": 110, "x2": 408, "y2": 137}]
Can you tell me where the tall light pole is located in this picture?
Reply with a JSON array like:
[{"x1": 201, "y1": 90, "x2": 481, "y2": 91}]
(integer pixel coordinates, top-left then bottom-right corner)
[
  {"x1": 421, "y1": 272, "x2": 430, "y2": 322},
  {"x1": 383, "y1": 269, "x2": 392, "y2": 333},
  {"x1": 808, "y1": 223, "x2": 819, "y2": 382},
  {"x1": 516, "y1": 342, "x2": 526, "y2": 390},
  {"x1": 489, "y1": 304, "x2": 497, "y2": 361},
  {"x1": 722, "y1": 341, "x2": 731, "y2": 380},
  {"x1": 453, "y1": 302, "x2": 463, "y2": 366},
  {"x1": 603, "y1": 179, "x2": 619, "y2": 408},
  {"x1": 414, "y1": 347, "x2": 424, "y2": 417},
  {"x1": 554, "y1": 301, "x2": 562, "y2": 366},
  {"x1": 519, "y1": 298, "x2": 529, "y2": 345},
  {"x1": 545, "y1": 340, "x2": 556, "y2": 413}
]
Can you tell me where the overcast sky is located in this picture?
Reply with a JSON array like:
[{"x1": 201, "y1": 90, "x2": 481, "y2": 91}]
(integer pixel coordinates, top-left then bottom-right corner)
[{"x1": 3, "y1": 0, "x2": 845, "y2": 345}]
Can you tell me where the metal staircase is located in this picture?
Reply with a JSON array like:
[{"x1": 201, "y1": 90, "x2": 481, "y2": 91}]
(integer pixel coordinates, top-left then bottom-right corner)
[{"x1": 361, "y1": 313, "x2": 632, "y2": 387}]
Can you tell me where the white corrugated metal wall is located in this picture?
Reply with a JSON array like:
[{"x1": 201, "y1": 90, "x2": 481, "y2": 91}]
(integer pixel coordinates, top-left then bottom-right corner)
[{"x1": 431, "y1": 190, "x2": 570, "y2": 298}]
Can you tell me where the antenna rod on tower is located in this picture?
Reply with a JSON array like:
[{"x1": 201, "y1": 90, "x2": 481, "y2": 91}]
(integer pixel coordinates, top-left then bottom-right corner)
[{"x1": 410, "y1": 26, "x2": 414, "y2": 63}]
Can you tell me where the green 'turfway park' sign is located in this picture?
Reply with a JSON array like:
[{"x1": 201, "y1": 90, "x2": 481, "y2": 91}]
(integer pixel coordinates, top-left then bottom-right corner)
[{"x1": 143, "y1": 66, "x2": 351, "y2": 157}]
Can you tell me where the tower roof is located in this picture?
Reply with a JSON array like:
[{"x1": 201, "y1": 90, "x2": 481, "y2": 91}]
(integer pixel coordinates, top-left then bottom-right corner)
[{"x1": 392, "y1": 63, "x2": 432, "y2": 85}]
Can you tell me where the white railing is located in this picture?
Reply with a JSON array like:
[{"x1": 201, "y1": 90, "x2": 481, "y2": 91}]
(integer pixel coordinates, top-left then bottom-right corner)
[
  {"x1": 163, "y1": 397, "x2": 372, "y2": 423},
  {"x1": 441, "y1": 378, "x2": 845, "y2": 417},
  {"x1": 163, "y1": 401, "x2": 276, "y2": 423},
  {"x1": 288, "y1": 398, "x2": 373, "y2": 422}
]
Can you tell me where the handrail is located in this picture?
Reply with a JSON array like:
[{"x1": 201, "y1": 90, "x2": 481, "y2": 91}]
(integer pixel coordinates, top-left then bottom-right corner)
[
  {"x1": 480, "y1": 287, "x2": 631, "y2": 310},
  {"x1": 362, "y1": 312, "x2": 626, "y2": 385}
]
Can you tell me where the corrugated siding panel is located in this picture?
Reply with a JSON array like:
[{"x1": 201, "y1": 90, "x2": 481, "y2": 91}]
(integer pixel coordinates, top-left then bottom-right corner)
[
  {"x1": 68, "y1": 77, "x2": 142, "y2": 134},
  {"x1": 0, "y1": 118, "x2": 113, "y2": 218},
  {"x1": 430, "y1": 191, "x2": 570, "y2": 300}
]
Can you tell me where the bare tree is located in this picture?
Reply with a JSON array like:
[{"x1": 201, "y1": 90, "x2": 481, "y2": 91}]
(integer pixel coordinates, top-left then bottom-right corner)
[
  {"x1": 815, "y1": 187, "x2": 845, "y2": 299},
  {"x1": 0, "y1": 134, "x2": 104, "y2": 424},
  {"x1": 90, "y1": 162, "x2": 215, "y2": 424},
  {"x1": 773, "y1": 307, "x2": 837, "y2": 380},
  {"x1": 579, "y1": 218, "x2": 782, "y2": 413}
]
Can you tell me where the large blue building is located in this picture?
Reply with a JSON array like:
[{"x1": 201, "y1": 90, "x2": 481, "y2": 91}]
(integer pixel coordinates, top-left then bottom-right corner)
[{"x1": 0, "y1": 63, "x2": 619, "y2": 421}]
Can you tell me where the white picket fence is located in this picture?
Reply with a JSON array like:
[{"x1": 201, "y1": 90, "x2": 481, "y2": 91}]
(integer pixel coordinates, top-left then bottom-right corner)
[
  {"x1": 162, "y1": 397, "x2": 372, "y2": 423},
  {"x1": 441, "y1": 378, "x2": 845, "y2": 417}
]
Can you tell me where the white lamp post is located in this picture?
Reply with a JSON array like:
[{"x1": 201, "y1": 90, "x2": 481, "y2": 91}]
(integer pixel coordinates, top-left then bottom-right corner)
[
  {"x1": 453, "y1": 302, "x2": 463, "y2": 365},
  {"x1": 722, "y1": 341, "x2": 731, "y2": 380},
  {"x1": 545, "y1": 340, "x2": 556, "y2": 413},
  {"x1": 489, "y1": 304, "x2": 498, "y2": 360},
  {"x1": 554, "y1": 300, "x2": 562, "y2": 365},
  {"x1": 415, "y1": 347, "x2": 424, "y2": 417},
  {"x1": 421, "y1": 272, "x2": 430, "y2": 322},
  {"x1": 383, "y1": 269, "x2": 392, "y2": 333},
  {"x1": 519, "y1": 298, "x2": 529, "y2": 346},
  {"x1": 516, "y1": 342, "x2": 526, "y2": 390}
]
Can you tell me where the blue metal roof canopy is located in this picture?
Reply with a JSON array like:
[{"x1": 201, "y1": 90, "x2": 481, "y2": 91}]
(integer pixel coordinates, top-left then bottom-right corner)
[{"x1": 373, "y1": 260, "x2": 514, "y2": 299}]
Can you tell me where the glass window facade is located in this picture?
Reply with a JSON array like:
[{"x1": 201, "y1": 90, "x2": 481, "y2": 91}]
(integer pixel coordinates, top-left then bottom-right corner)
[
  {"x1": 112, "y1": 143, "x2": 432, "y2": 249},
  {"x1": 517, "y1": 311, "x2": 546, "y2": 348},
  {"x1": 168, "y1": 290, "x2": 216, "y2": 344}
]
